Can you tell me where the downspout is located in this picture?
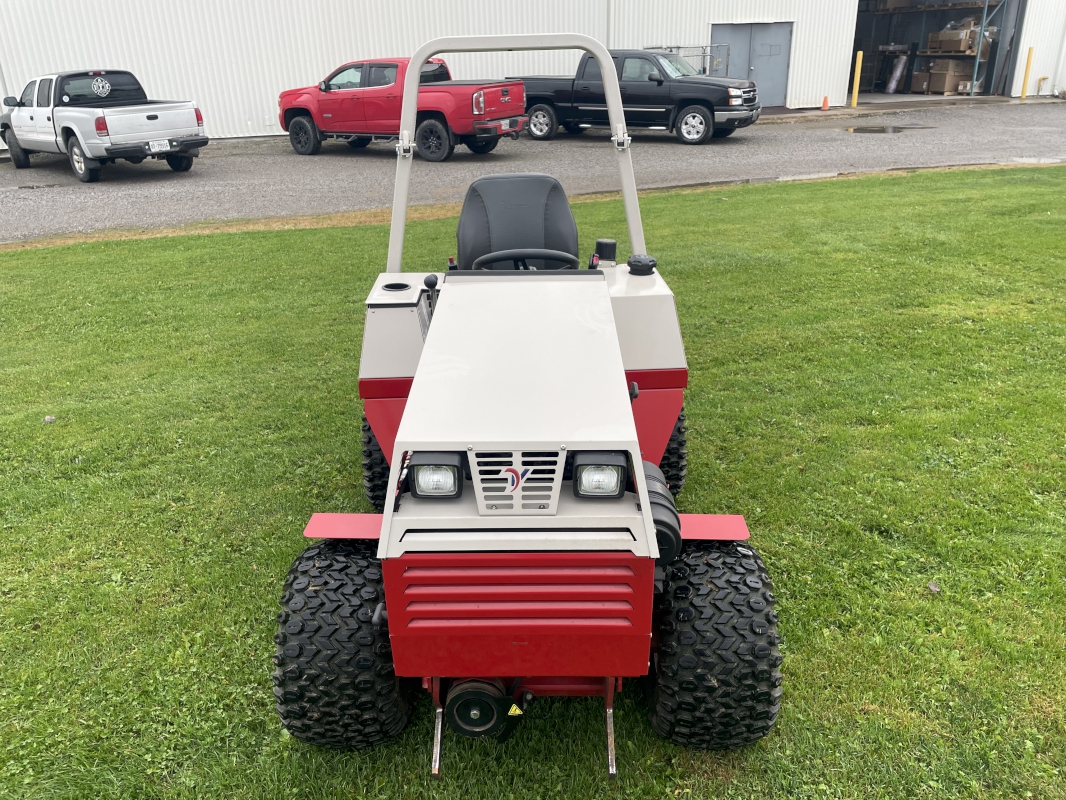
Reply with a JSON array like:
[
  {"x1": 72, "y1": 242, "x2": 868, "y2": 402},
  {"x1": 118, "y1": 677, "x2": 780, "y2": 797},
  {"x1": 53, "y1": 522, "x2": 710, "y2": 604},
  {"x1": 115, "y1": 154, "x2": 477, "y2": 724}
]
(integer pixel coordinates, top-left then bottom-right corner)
[
  {"x1": 606, "y1": 0, "x2": 614, "y2": 49},
  {"x1": 1055, "y1": 13, "x2": 1066, "y2": 95}
]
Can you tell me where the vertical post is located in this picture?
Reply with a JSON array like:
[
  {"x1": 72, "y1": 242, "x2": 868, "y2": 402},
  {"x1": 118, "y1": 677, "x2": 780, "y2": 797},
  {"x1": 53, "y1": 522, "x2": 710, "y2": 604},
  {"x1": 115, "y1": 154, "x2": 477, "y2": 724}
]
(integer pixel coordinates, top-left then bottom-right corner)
[
  {"x1": 852, "y1": 51, "x2": 864, "y2": 107},
  {"x1": 605, "y1": 0, "x2": 614, "y2": 49},
  {"x1": 971, "y1": 0, "x2": 990, "y2": 96},
  {"x1": 1020, "y1": 46, "x2": 1034, "y2": 98},
  {"x1": 0, "y1": 59, "x2": 8, "y2": 152}
]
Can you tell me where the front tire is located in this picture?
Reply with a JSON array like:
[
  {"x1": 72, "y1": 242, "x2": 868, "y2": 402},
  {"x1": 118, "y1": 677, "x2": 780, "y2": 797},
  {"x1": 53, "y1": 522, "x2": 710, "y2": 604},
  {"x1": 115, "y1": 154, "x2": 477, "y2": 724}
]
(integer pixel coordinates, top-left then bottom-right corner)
[
  {"x1": 288, "y1": 116, "x2": 321, "y2": 156},
  {"x1": 362, "y1": 416, "x2": 389, "y2": 512},
  {"x1": 415, "y1": 118, "x2": 454, "y2": 162},
  {"x1": 649, "y1": 541, "x2": 783, "y2": 750},
  {"x1": 466, "y1": 137, "x2": 499, "y2": 155},
  {"x1": 165, "y1": 154, "x2": 193, "y2": 172},
  {"x1": 273, "y1": 540, "x2": 414, "y2": 749},
  {"x1": 526, "y1": 104, "x2": 558, "y2": 140},
  {"x1": 4, "y1": 130, "x2": 31, "y2": 169},
  {"x1": 675, "y1": 105, "x2": 712, "y2": 145},
  {"x1": 67, "y1": 137, "x2": 100, "y2": 182}
]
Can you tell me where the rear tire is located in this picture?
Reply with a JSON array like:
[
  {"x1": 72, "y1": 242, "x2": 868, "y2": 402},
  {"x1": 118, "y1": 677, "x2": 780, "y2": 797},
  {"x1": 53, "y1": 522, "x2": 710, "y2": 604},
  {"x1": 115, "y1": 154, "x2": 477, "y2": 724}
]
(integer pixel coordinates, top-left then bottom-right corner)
[
  {"x1": 165, "y1": 154, "x2": 193, "y2": 172},
  {"x1": 562, "y1": 122, "x2": 585, "y2": 135},
  {"x1": 527, "y1": 104, "x2": 558, "y2": 140},
  {"x1": 711, "y1": 128, "x2": 736, "y2": 139},
  {"x1": 674, "y1": 105, "x2": 712, "y2": 145},
  {"x1": 362, "y1": 416, "x2": 389, "y2": 512},
  {"x1": 466, "y1": 137, "x2": 499, "y2": 155},
  {"x1": 4, "y1": 130, "x2": 31, "y2": 169},
  {"x1": 415, "y1": 118, "x2": 454, "y2": 162},
  {"x1": 288, "y1": 116, "x2": 321, "y2": 155},
  {"x1": 649, "y1": 541, "x2": 783, "y2": 750},
  {"x1": 67, "y1": 137, "x2": 100, "y2": 182},
  {"x1": 660, "y1": 409, "x2": 688, "y2": 497},
  {"x1": 273, "y1": 540, "x2": 414, "y2": 749},
  {"x1": 348, "y1": 137, "x2": 371, "y2": 148}
]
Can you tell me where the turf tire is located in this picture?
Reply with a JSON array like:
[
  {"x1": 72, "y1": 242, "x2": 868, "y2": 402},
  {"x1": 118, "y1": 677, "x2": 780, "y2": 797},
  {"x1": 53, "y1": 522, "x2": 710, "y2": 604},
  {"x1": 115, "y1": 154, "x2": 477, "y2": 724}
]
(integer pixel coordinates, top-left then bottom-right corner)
[
  {"x1": 466, "y1": 137, "x2": 499, "y2": 155},
  {"x1": 674, "y1": 105, "x2": 712, "y2": 145},
  {"x1": 526, "y1": 104, "x2": 558, "y2": 140},
  {"x1": 362, "y1": 416, "x2": 389, "y2": 512},
  {"x1": 649, "y1": 541, "x2": 783, "y2": 750},
  {"x1": 415, "y1": 118, "x2": 454, "y2": 162},
  {"x1": 289, "y1": 116, "x2": 321, "y2": 155},
  {"x1": 165, "y1": 154, "x2": 194, "y2": 172},
  {"x1": 660, "y1": 409, "x2": 688, "y2": 497},
  {"x1": 272, "y1": 540, "x2": 414, "y2": 749},
  {"x1": 4, "y1": 129, "x2": 31, "y2": 169}
]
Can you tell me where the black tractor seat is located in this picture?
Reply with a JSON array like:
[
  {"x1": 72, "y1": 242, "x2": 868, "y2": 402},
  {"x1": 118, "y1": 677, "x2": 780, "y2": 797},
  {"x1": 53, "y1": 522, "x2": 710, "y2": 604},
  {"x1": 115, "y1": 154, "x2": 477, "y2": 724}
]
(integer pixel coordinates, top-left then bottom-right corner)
[{"x1": 455, "y1": 173, "x2": 579, "y2": 270}]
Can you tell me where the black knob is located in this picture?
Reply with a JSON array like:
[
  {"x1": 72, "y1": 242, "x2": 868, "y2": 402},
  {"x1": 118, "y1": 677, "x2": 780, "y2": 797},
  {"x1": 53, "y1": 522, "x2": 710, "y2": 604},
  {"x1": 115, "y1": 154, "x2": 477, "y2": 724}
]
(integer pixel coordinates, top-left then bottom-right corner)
[
  {"x1": 424, "y1": 274, "x2": 438, "y2": 290},
  {"x1": 627, "y1": 254, "x2": 657, "y2": 276},
  {"x1": 595, "y1": 239, "x2": 617, "y2": 261}
]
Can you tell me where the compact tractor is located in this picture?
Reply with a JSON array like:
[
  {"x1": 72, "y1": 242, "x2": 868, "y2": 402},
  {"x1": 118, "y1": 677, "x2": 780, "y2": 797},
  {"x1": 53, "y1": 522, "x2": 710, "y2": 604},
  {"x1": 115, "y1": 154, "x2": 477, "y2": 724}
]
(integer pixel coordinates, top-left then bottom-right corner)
[{"x1": 272, "y1": 34, "x2": 782, "y2": 778}]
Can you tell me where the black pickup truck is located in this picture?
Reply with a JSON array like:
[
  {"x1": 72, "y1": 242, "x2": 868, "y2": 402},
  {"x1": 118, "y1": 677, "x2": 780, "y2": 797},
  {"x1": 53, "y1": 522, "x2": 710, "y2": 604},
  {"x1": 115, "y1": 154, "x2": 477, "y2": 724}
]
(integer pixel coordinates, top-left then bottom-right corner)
[{"x1": 513, "y1": 50, "x2": 760, "y2": 145}]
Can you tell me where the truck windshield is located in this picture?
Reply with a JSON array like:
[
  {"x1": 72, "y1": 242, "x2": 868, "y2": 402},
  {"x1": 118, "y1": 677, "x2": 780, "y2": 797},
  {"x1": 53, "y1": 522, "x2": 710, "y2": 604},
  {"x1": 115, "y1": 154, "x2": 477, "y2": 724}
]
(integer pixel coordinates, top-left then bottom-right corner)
[
  {"x1": 58, "y1": 72, "x2": 148, "y2": 106},
  {"x1": 655, "y1": 54, "x2": 700, "y2": 79}
]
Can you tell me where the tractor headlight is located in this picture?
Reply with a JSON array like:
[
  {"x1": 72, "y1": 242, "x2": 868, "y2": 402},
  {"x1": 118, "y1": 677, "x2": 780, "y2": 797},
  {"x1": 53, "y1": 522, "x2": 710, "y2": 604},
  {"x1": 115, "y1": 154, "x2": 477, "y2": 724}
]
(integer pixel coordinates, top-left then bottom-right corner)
[
  {"x1": 572, "y1": 452, "x2": 628, "y2": 499},
  {"x1": 408, "y1": 452, "x2": 464, "y2": 499}
]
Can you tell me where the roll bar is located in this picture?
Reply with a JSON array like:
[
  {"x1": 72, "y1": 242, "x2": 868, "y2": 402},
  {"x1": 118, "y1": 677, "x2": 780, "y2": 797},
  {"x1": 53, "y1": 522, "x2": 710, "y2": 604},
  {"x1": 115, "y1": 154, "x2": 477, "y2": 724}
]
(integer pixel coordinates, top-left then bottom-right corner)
[{"x1": 386, "y1": 34, "x2": 647, "y2": 272}]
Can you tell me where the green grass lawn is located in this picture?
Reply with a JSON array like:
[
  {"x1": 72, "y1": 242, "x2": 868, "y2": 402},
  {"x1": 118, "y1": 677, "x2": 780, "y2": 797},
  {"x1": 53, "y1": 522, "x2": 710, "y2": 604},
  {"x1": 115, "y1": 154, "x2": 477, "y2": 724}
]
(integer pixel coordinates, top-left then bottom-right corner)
[{"x1": 1, "y1": 167, "x2": 1065, "y2": 799}]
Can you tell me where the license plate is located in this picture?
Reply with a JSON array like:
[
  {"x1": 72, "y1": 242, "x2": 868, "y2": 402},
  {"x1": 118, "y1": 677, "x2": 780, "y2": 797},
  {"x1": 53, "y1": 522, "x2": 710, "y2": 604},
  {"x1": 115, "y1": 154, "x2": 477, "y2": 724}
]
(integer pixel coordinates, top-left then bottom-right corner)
[
  {"x1": 149, "y1": 139, "x2": 171, "y2": 153},
  {"x1": 500, "y1": 119, "x2": 511, "y2": 130}
]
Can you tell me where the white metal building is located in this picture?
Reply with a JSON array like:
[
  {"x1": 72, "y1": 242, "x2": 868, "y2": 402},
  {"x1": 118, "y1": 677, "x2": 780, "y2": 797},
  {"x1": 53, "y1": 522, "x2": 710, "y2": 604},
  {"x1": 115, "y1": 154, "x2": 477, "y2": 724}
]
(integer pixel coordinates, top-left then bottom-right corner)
[{"x1": 0, "y1": 0, "x2": 1063, "y2": 142}]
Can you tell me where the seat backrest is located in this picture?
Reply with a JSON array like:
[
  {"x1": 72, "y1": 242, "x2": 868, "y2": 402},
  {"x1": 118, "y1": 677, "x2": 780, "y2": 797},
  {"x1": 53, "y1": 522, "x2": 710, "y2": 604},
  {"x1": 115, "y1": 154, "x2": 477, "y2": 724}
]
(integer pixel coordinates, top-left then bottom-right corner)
[{"x1": 456, "y1": 173, "x2": 578, "y2": 270}]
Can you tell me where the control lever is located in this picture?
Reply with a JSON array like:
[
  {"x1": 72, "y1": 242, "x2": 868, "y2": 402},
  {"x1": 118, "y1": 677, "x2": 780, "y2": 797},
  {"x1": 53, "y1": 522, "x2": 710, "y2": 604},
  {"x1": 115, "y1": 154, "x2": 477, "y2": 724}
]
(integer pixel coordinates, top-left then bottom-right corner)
[{"x1": 424, "y1": 274, "x2": 439, "y2": 317}]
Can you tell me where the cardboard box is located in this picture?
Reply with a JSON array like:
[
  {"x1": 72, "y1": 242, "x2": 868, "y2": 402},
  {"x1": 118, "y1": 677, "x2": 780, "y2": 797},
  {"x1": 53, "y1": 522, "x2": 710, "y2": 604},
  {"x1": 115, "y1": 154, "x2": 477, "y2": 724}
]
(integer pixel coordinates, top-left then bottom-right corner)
[
  {"x1": 911, "y1": 73, "x2": 931, "y2": 93},
  {"x1": 927, "y1": 32, "x2": 940, "y2": 50},
  {"x1": 929, "y1": 72, "x2": 965, "y2": 93},
  {"x1": 931, "y1": 58, "x2": 971, "y2": 74}
]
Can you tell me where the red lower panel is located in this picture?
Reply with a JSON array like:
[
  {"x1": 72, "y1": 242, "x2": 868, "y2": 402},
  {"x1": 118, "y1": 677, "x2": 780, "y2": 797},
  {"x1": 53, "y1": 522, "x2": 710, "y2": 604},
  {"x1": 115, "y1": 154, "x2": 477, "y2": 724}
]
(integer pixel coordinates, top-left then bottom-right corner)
[
  {"x1": 680, "y1": 513, "x2": 750, "y2": 541},
  {"x1": 383, "y1": 552, "x2": 654, "y2": 678},
  {"x1": 303, "y1": 513, "x2": 382, "y2": 539},
  {"x1": 363, "y1": 397, "x2": 407, "y2": 465},
  {"x1": 631, "y1": 387, "x2": 684, "y2": 465}
]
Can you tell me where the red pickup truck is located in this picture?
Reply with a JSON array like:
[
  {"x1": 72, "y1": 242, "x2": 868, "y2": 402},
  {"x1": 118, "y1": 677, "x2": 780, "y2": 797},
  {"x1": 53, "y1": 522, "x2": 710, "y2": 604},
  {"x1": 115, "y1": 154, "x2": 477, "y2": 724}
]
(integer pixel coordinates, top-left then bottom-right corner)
[{"x1": 278, "y1": 58, "x2": 526, "y2": 162}]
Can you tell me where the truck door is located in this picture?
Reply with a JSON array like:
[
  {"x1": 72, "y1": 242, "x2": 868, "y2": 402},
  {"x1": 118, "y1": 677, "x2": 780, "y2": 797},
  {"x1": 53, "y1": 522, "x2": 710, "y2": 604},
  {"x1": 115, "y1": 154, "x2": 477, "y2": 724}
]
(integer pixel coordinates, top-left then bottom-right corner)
[
  {"x1": 10, "y1": 81, "x2": 36, "y2": 146},
  {"x1": 33, "y1": 77, "x2": 61, "y2": 153},
  {"x1": 619, "y1": 56, "x2": 669, "y2": 125},
  {"x1": 318, "y1": 64, "x2": 364, "y2": 132},
  {"x1": 359, "y1": 63, "x2": 400, "y2": 134},
  {"x1": 572, "y1": 56, "x2": 611, "y2": 125}
]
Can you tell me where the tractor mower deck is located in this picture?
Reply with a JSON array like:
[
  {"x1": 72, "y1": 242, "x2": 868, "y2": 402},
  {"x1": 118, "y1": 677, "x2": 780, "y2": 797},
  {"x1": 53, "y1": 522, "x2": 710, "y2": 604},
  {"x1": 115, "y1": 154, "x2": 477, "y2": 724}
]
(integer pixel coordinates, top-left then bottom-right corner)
[{"x1": 271, "y1": 33, "x2": 782, "y2": 781}]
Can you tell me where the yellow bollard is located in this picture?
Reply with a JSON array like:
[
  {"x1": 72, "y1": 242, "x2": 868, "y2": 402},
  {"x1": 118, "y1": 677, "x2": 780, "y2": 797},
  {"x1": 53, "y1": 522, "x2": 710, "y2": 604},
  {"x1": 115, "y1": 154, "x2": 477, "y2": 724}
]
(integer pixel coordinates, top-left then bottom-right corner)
[
  {"x1": 1020, "y1": 46, "x2": 1034, "y2": 99},
  {"x1": 851, "y1": 51, "x2": 863, "y2": 108}
]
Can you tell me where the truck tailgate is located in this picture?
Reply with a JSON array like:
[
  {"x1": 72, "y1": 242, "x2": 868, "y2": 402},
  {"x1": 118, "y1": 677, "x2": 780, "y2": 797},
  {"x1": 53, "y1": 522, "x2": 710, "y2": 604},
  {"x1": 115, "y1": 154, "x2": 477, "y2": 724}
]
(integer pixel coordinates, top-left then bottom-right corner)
[
  {"x1": 104, "y1": 103, "x2": 199, "y2": 143},
  {"x1": 479, "y1": 81, "x2": 524, "y2": 118}
]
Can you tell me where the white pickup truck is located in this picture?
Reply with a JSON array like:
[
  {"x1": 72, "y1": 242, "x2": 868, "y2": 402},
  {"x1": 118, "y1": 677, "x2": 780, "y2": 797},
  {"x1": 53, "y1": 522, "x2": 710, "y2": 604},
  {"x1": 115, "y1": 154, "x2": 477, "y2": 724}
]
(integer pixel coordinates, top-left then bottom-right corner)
[{"x1": 1, "y1": 70, "x2": 209, "y2": 182}]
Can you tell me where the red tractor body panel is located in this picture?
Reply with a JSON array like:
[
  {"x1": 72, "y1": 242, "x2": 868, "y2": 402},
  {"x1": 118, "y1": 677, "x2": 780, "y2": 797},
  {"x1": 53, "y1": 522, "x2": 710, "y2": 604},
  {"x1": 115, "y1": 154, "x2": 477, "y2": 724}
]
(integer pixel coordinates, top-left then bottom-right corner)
[{"x1": 382, "y1": 552, "x2": 655, "y2": 677}]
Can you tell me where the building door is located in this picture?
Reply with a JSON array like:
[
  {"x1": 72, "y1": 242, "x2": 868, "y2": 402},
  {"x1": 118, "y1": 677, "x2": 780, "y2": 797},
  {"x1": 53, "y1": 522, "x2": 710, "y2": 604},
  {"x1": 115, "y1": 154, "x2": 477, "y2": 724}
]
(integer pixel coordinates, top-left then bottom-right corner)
[{"x1": 711, "y1": 22, "x2": 794, "y2": 107}]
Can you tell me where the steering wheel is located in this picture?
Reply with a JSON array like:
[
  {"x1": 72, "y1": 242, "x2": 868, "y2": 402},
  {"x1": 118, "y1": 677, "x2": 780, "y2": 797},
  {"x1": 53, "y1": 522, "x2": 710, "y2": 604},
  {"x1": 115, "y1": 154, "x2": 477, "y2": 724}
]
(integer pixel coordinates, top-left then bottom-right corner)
[{"x1": 471, "y1": 248, "x2": 581, "y2": 271}]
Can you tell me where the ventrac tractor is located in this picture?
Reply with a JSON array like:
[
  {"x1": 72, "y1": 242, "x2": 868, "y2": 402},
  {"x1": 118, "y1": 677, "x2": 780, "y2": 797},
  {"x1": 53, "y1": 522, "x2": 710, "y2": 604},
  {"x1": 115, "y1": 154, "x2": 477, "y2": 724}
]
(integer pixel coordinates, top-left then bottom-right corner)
[{"x1": 272, "y1": 34, "x2": 783, "y2": 779}]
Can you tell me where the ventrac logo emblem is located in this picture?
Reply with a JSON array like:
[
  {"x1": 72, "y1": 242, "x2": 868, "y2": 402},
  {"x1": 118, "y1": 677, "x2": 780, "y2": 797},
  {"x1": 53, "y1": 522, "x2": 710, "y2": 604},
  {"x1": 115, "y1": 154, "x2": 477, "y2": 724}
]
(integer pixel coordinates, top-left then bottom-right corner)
[{"x1": 504, "y1": 467, "x2": 530, "y2": 492}]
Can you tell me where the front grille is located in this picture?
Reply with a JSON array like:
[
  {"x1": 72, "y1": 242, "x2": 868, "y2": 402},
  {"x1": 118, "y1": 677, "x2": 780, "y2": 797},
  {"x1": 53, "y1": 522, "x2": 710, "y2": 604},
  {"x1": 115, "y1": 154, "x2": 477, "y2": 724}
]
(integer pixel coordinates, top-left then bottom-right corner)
[
  {"x1": 743, "y1": 88, "x2": 758, "y2": 105},
  {"x1": 472, "y1": 450, "x2": 563, "y2": 515}
]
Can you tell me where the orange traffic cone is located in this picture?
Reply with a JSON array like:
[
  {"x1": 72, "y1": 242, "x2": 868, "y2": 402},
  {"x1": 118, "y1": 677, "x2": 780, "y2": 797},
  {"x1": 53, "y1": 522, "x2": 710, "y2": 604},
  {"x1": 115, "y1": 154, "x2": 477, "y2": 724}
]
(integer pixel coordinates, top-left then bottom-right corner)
[{"x1": 821, "y1": 95, "x2": 830, "y2": 111}]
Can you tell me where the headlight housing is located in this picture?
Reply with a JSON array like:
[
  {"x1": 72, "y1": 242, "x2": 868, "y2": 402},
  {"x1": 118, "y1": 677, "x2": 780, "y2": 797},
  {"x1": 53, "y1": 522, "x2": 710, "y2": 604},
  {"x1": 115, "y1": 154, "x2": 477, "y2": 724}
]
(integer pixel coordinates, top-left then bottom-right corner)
[
  {"x1": 408, "y1": 452, "x2": 464, "y2": 499},
  {"x1": 572, "y1": 452, "x2": 629, "y2": 499},
  {"x1": 728, "y1": 87, "x2": 744, "y2": 97}
]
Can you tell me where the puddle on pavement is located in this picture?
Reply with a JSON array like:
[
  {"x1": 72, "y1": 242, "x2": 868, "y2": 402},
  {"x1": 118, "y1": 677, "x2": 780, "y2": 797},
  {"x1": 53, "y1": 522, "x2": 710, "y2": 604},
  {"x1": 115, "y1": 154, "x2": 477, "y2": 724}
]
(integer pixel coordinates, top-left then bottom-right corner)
[{"x1": 846, "y1": 125, "x2": 935, "y2": 134}]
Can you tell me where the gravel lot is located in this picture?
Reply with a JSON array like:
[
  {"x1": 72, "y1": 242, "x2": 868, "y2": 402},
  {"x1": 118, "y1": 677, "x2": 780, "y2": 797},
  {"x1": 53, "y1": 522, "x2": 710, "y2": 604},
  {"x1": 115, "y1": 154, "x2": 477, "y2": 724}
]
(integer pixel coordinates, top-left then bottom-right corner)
[{"x1": 2, "y1": 101, "x2": 1064, "y2": 243}]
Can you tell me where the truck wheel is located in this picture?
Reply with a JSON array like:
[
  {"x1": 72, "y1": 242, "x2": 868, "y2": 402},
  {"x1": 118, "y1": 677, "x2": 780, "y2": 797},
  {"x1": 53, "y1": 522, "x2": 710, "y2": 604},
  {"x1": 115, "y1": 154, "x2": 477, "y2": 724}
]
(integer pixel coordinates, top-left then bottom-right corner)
[
  {"x1": 711, "y1": 128, "x2": 736, "y2": 139},
  {"x1": 660, "y1": 409, "x2": 688, "y2": 497},
  {"x1": 415, "y1": 118, "x2": 454, "y2": 162},
  {"x1": 527, "y1": 104, "x2": 558, "y2": 140},
  {"x1": 649, "y1": 541, "x2": 783, "y2": 750},
  {"x1": 348, "y1": 137, "x2": 371, "y2": 149},
  {"x1": 165, "y1": 154, "x2": 194, "y2": 172},
  {"x1": 289, "y1": 116, "x2": 321, "y2": 156},
  {"x1": 3, "y1": 130, "x2": 31, "y2": 169},
  {"x1": 466, "y1": 137, "x2": 499, "y2": 155},
  {"x1": 675, "y1": 106, "x2": 712, "y2": 145},
  {"x1": 67, "y1": 137, "x2": 100, "y2": 183},
  {"x1": 273, "y1": 540, "x2": 415, "y2": 749},
  {"x1": 362, "y1": 416, "x2": 390, "y2": 512},
  {"x1": 562, "y1": 122, "x2": 585, "y2": 135}
]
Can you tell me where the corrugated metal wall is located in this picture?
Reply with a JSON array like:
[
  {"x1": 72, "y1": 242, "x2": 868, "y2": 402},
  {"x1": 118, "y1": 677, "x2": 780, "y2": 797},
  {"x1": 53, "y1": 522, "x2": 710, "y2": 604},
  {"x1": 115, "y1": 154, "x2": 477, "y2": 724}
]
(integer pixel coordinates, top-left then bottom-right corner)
[{"x1": 1010, "y1": 0, "x2": 1066, "y2": 96}]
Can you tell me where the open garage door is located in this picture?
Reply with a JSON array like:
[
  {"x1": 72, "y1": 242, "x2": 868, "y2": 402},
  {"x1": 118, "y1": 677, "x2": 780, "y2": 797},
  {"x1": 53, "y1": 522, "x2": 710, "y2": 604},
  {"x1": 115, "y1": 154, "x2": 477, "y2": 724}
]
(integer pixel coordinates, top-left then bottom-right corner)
[{"x1": 711, "y1": 22, "x2": 794, "y2": 107}]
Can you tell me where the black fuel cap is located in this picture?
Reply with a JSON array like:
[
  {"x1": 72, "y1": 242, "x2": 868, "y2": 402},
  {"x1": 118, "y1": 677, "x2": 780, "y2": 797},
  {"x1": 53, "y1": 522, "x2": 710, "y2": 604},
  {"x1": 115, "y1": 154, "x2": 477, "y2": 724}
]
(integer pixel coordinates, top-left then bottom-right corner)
[{"x1": 627, "y1": 254, "x2": 657, "y2": 276}]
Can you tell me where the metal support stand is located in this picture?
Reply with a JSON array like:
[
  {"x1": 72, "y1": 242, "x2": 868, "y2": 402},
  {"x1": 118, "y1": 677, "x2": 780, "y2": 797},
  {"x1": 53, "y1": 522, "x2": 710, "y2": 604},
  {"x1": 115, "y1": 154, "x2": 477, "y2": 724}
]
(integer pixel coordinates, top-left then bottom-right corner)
[
  {"x1": 604, "y1": 677, "x2": 617, "y2": 779},
  {"x1": 431, "y1": 677, "x2": 443, "y2": 780}
]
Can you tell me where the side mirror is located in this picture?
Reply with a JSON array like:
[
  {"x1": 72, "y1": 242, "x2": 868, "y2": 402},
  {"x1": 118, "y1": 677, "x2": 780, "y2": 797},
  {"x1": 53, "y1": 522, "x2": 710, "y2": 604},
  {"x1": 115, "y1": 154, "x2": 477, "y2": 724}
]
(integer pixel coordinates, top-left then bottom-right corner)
[
  {"x1": 648, "y1": 72, "x2": 664, "y2": 84},
  {"x1": 318, "y1": 81, "x2": 329, "y2": 92},
  {"x1": 2, "y1": 96, "x2": 18, "y2": 108}
]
